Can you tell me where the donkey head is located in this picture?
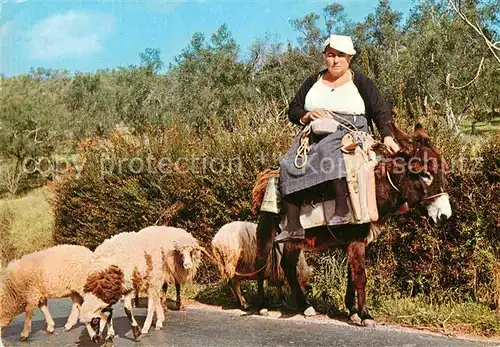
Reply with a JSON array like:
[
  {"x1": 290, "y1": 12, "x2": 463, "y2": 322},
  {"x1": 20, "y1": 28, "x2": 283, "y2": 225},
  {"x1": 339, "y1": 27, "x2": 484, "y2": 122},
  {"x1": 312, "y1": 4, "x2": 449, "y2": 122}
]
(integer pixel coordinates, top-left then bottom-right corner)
[{"x1": 389, "y1": 122, "x2": 452, "y2": 225}]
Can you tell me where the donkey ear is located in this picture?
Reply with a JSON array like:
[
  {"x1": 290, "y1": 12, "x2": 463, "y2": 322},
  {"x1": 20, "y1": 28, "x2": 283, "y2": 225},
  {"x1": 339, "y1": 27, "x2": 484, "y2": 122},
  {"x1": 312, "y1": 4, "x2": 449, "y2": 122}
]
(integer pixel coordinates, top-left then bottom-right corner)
[
  {"x1": 413, "y1": 123, "x2": 430, "y2": 142},
  {"x1": 388, "y1": 122, "x2": 412, "y2": 148}
]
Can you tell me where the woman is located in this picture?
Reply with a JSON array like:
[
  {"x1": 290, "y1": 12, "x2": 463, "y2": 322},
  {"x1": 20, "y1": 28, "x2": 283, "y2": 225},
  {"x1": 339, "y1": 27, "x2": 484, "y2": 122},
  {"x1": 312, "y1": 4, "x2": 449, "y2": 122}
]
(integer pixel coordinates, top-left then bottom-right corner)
[{"x1": 275, "y1": 34, "x2": 400, "y2": 243}]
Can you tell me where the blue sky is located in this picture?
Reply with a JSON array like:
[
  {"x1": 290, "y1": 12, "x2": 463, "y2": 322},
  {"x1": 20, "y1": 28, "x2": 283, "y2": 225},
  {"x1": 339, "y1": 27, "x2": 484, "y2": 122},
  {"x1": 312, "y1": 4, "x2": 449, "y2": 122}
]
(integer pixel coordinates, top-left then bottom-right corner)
[{"x1": 1, "y1": 0, "x2": 414, "y2": 77}]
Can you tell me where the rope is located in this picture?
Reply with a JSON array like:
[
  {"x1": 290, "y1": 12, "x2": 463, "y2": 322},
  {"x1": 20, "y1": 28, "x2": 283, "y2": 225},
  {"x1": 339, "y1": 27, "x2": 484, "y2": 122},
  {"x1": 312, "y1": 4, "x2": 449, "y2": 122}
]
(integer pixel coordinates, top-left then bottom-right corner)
[
  {"x1": 386, "y1": 171, "x2": 401, "y2": 192},
  {"x1": 294, "y1": 124, "x2": 311, "y2": 169},
  {"x1": 196, "y1": 245, "x2": 271, "y2": 278},
  {"x1": 423, "y1": 192, "x2": 448, "y2": 200}
]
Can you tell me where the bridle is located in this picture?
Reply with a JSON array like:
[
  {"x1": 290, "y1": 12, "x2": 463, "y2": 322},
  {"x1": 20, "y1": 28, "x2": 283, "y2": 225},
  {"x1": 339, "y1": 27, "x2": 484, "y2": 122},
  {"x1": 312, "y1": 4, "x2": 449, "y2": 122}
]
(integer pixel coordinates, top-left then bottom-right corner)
[{"x1": 386, "y1": 171, "x2": 448, "y2": 201}]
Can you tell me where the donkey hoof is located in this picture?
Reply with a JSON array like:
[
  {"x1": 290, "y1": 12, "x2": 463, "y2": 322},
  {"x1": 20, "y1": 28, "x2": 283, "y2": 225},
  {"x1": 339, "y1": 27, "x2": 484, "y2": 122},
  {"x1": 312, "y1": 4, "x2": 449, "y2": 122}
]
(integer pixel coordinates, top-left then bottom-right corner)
[
  {"x1": 349, "y1": 313, "x2": 362, "y2": 325},
  {"x1": 259, "y1": 308, "x2": 269, "y2": 316},
  {"x1": 303, "y1": 306, "x2": 316, "y2": 317},
  {"x1": 20, "y1": 335, "x2": 29, "y2": 341},
  {"x1": 362, "y1": 319, "x2": 376, "y2": 328}
]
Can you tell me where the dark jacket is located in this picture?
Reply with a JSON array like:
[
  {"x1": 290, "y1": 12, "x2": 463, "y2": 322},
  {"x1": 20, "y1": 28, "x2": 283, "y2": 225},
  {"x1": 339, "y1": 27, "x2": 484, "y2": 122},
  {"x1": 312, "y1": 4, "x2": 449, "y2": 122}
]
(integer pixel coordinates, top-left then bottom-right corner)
[{"x1": 288, "y1": 69, "x2": 392, "y2": 138}]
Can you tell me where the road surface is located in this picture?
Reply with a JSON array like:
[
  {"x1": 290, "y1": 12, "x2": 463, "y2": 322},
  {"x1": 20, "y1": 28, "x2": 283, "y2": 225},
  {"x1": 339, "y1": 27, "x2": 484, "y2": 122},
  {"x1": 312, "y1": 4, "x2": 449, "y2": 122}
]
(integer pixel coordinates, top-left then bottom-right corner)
[{"x1": 1, "y1": 299, "x2": 498, "y2": 347}]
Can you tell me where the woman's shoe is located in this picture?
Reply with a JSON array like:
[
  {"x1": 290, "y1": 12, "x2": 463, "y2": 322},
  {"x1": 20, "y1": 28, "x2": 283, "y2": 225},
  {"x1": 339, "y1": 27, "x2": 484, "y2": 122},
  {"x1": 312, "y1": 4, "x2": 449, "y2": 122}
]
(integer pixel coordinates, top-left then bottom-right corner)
[
  {"x1": 327, "y1": 212, "x2": 353, "y2": 226},
  {"x1": 274, "y1": 228, "x2": 305, "y2": 243}
]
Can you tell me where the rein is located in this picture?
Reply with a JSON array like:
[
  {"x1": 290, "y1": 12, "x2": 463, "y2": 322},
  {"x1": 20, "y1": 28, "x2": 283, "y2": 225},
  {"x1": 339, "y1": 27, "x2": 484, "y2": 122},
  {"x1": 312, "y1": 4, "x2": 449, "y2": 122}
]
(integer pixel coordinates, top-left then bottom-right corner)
[
  {"x1": 423, "y1": 192, "x2": 448, "y2": 200},
  {"x1": 386, "y1": 171, "x2": 400, "y2": 192}
]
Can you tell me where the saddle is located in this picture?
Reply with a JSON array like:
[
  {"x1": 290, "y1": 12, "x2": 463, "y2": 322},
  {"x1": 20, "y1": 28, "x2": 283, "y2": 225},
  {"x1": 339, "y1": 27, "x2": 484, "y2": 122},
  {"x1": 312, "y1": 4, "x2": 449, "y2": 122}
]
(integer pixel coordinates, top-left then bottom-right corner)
[{"x1": 261, "y1": 131, "x2": 379, "y2": 227}]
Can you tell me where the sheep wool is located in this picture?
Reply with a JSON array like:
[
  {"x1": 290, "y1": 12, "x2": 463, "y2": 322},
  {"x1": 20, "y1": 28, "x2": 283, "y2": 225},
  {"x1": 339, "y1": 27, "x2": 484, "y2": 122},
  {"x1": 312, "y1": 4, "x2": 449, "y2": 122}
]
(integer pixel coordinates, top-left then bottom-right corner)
[
  {"x1": 211, "y1": 221, "x2": 312, "y2": 309},
  {"x1": 0, "y1": 245, "x2": 94, "y2": 341}
]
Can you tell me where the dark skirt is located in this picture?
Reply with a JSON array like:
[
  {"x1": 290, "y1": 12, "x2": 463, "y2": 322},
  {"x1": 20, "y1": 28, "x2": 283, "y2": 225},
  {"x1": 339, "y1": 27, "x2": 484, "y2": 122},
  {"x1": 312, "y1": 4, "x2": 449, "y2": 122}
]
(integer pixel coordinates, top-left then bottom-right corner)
[{"x1": 279, "y1": 115, "x2": 369, "y2": 197}]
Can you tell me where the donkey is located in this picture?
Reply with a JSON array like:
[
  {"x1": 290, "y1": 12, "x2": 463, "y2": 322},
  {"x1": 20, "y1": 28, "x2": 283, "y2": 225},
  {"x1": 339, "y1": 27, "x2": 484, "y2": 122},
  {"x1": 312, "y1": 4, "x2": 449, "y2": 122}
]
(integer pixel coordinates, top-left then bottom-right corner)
[{"x1": 253, "y1": 122, "x2": 452, "y2": 327}]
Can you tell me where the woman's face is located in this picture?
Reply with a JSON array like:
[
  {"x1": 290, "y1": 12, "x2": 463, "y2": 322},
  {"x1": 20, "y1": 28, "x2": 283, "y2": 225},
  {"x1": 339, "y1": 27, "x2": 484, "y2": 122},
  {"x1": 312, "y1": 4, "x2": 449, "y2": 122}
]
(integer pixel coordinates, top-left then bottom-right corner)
[{"x1": 323, "y1": 48, "x2": 351, "y2": 77}]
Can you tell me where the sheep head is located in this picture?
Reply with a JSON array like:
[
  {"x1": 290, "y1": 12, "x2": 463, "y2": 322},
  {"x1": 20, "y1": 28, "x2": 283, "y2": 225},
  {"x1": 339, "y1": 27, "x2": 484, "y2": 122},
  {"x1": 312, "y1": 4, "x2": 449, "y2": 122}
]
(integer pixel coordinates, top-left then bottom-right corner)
[
  {"x1": 174, "y1": 245, "x2": 201, "y2": 271},
  {"x1": 81, "y1": 265, "x2": 123, "y2": 342}
]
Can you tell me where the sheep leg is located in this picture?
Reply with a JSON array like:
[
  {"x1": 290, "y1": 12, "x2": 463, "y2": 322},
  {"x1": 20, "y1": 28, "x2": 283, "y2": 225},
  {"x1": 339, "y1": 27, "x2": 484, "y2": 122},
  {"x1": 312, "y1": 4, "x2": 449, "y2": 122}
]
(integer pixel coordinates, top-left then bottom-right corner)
[
  {"x1": 38, "y1": 299, "x2": 55, "y2": 334},
  {"x1": 155, "y1": 300, "x2": 165, "y2": 330},
  {"x1": 141, "y1": 296, "x2": 156, "y2": 335},
  {"x1": 175, "y1": 281, "x2": 185, "y2": 311},
  {"x1": 161, "y1": 282, "x2": 168, "y2": 312},
  {"x1": 105, "y1": 311, "x2": 114, "y2": 341},
  {"x1": 123, "y1": 294, "x2": 142, "y2": 341},
  {"x1": 229, "y1": 278, "x2": 249, "y2": 309},
  {"x1": 64, "y1": 293, "x2": 83, "y2": 331},
  {"x1": 20, "y1": 303, "x2": 36, "y2": 340}
]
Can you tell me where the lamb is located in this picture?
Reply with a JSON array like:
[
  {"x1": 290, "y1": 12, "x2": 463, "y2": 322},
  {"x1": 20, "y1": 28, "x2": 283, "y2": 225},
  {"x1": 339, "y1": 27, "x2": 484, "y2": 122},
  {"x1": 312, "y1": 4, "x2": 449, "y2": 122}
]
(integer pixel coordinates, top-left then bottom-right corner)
[
  {"x1": 211, "y1": 221, "x2": 313, "y2": 309},
  {"x1": 80, "y1": 226, "x2": 201, "y2": 343},
  {"x1": 0, "y1": 245, "x2": 94, "y2": 341}
]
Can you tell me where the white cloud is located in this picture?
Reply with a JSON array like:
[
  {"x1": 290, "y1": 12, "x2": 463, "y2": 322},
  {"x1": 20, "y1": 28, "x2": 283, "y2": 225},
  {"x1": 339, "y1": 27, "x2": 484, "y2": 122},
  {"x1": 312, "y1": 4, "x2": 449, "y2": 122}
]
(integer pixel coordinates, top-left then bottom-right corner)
[
  {"x1": 1, "y1": 21, "x2": 13, "y2": 45},
  {"x1": 27, "y1": 11, "x2": 115, "y2": 60}
]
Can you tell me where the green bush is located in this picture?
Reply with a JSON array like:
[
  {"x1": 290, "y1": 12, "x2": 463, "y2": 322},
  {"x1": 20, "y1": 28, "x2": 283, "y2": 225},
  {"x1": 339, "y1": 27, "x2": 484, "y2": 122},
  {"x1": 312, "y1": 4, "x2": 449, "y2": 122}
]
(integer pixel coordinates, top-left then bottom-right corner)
[
  {"x1": 52, "y1": 105, "x2": 294, "y2": 252},
  {"x1": 367, "y1": 133, "x2": 500, "y2": 307}
]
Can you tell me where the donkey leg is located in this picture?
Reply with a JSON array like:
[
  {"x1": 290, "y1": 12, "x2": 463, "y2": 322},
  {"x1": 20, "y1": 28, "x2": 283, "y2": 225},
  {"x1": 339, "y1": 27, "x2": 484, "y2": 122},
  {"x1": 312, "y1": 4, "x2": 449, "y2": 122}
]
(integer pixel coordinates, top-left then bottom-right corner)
[
  {"x1": 345, "y1": 262, "x2": 361, "y2": 324},
  {"x1": 255, "y1": 212, "x2": 276, "y2": 309},
  {"x1": 281, "y1": 245, "x2": 311, "y2": 314},
  {"x1": 347, "y1": 240, "x2": 374, "y2": 327}
]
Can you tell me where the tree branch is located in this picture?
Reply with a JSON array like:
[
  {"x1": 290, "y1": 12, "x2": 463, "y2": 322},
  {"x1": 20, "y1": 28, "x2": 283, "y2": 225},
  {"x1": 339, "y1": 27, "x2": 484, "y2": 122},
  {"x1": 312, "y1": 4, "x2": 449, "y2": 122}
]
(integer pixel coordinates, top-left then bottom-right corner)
[
  {"x1": 449, "y1": 56, "x2": 485, "y2": 89},
  {"x1": 448, "y1": 0, "x2": 500, "y2": 66}
]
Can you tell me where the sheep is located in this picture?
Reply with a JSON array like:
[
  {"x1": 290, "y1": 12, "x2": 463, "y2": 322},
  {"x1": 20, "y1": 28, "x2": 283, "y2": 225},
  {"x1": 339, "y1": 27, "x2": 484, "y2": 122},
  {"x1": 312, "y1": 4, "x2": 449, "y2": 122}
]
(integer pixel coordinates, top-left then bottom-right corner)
[
  {"x1": 211, "y1": 221, "x2": 313, "y2": 309},
  {"x1": 80, "y1": 226, "x2": 201, "y2": 343},
  {"x1": 141, "y1": 226, "x2": 201, "y2": 311},
  {"x1": 0, "y1": 245, "x2": 94, "y2": 341}
]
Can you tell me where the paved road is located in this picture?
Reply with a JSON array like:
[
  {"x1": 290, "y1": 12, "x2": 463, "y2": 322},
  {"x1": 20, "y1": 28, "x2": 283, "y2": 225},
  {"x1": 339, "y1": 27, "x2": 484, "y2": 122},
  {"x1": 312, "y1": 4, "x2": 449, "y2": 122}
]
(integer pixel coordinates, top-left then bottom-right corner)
[{"x1": 1, "y1": 299, "x2": 498, "y2": 347}]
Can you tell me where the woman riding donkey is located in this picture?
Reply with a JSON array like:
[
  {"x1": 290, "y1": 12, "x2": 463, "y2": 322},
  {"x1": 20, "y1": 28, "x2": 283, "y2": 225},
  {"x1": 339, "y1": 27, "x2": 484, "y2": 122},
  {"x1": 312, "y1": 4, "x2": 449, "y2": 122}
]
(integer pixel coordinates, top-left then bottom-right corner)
[{"x1": 275, "y1": 34, "x2": 400, "y2": 242}]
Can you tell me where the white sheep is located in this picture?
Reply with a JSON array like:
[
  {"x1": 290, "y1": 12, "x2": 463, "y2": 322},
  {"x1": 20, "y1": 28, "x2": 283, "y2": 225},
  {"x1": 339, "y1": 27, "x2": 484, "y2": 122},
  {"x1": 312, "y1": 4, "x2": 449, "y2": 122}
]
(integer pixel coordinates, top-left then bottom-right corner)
[
  {"x1": 211, "y1": 221, "x2": 313, "y2": 309},
  {"x1": 141, "y1": 226, "x2": 201, "y2": 311},
  {"x1": 80, "y1": 226, "x2": 201, "y2": 343},
  {"x1": 0, "y1": 245, "x2": 94, "y2": 341}
]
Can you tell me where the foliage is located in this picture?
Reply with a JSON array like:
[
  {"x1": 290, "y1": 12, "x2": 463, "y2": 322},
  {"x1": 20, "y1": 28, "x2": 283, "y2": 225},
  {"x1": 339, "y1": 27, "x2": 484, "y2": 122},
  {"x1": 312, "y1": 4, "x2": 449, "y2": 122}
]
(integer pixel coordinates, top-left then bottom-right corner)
[{"x1": 1, "y1": 0, "x2": 499, "y2": 334}]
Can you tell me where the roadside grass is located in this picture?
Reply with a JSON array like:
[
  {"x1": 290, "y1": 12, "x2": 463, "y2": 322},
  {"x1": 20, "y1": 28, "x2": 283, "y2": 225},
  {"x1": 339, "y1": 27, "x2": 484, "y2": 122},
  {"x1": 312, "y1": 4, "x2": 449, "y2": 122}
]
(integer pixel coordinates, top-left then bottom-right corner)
[
  {"x1": 171, "y1": 251, "x2": 500, "y2": 338},
  {"x1": 0, "y1": 187, "x2": 54, "y2": 268},
  {"x1": 461, "y1": 116, "x2": 500, "y2": 143},
  {"x1": 372, "y1": 295, "x2": 500, "y2": 337}
]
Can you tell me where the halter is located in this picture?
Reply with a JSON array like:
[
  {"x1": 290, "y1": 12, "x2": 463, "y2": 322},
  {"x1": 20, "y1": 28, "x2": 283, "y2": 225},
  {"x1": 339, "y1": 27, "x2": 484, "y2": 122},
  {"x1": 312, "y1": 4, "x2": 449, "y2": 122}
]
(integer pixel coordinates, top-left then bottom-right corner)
[{"x1": 387, "y1": 171, "x2": 448, "y2": 201}]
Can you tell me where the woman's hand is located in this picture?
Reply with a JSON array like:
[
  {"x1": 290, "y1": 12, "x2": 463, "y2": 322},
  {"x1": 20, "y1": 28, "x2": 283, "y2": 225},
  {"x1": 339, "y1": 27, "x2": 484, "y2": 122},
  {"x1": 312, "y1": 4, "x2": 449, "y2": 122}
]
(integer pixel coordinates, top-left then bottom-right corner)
[
  {"x1": 383, "y1": 136, "x2": 400, "y2": 154},
  {"x1": 300, "y1": 109, "x2": 324, "y2": 125}
]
